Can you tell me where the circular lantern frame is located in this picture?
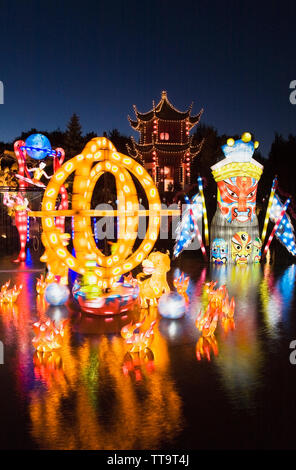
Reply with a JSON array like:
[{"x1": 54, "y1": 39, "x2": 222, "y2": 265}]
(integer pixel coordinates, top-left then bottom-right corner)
[{"x1": 41, "y1": 137, "x2": 162, "y2": 288}]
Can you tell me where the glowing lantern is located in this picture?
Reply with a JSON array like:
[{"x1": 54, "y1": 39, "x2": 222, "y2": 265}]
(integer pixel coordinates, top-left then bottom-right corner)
[
  {"x1": 32, "y1": 318, "x2": 66, "y2": 352},
  {"x1": 121, "y1": 319, "x2": 156, "y2": 353},
  {"x1": 40, "y1": 137, "x2": 161, "y2": 288},
  {"x1": 158, "y1": 292, "x2": 186, "y2": 319},
  {"x1": 241, "y1": 132, "x2": 252, "y2": 143},
  {"x1": 36, "y1": 275, "x2": 47, "y2": 295},
  {"x1": 25, "y1": 133, "x2": 52, "y2": 160},
  {"x1": 136, "y1": 251, "x2": 171, "y2": 308},
  {"x1": 44, "y1": 283, "x2": 69, "y2": 306},
  {"x1": 210, "y1": 133, "x2": 264, "y2": 264},
  {"x1": 173, "y1": 272, "x2": 190, "y2": 301},
  {"x1": 196, "y1": 282, "x2": 235, "y2": 339},
  {"x1": 0, "y1": 280, "x2": 22, "y2": 303}
]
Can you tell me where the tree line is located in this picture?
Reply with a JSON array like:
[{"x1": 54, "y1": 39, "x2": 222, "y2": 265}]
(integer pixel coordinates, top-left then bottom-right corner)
[{"x1": 0, "y1": 113, "x2": 295, "y2": 208}]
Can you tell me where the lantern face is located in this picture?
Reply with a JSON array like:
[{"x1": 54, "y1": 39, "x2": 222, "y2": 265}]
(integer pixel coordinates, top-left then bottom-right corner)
[
  {"x1": 211, "y1": 238, "x2": 228, "y2": 264},
  {"x1": 217, "y1": 176, "x2": 258, "y2": 223},
  {"x1": 253, "y1": 237, "x2": 262, "y2": 263},
  {"x1": 210, "y1": 135, "x2": 264, "y2": 264},
  {"x1": 231, "y1": 232, "x2": 252, "y2": 264}
]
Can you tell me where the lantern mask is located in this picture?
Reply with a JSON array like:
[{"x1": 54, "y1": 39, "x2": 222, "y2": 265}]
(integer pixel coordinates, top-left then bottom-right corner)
[
  {"x1": 217, "y1": 176, "x2": 258, "y2": 223},
  {"x1": 211, "y1": 238, "x2": 228, "y2": 264},
  {"x1": 231, "y1": 232, "x2": 252, "y2": 264},
  {"x1": 253, "y1": 237, "x2": 262, "y2": 263}
]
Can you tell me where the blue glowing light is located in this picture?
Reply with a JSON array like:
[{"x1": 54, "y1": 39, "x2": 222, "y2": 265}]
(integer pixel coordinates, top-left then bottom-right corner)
[
  {"x1": 158, "y1": 292, "x2": 186, "y2": 319},
  {"x1": 27, "y1": 217, "x2": 30, "y2": 242},
  {"x1": 25, "y1": 133, "x2": 52, "y2": 160},
  {"x1": 45, "y1": 283, "x2": 70, "y2": 306}
]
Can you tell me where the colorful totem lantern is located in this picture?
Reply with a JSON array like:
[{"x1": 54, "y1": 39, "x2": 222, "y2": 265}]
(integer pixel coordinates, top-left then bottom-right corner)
[{"x1": 210, "y1": 133, "x2": 263, "y2": 264}]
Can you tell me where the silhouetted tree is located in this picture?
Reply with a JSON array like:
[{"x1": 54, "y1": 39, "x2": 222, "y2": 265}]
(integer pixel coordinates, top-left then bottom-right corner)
[
  {"x1": 65, "y1": 113, "x2": 83, "y2": 159},
  {"x1": 108, "y1": 128, "x2": 132, "y2": 154},
  {"x1": 191, "y1": 124, "x2": 224, "y2": 219}
]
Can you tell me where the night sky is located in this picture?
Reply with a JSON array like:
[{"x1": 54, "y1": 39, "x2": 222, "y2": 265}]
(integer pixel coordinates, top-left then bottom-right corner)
[{"x1": 0, "y1": 0, "x2": 295, "y2": 156}]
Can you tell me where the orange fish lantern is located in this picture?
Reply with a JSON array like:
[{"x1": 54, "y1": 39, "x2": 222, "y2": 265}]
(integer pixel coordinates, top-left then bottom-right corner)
[
  {"x1": 196, "y1": 281, "x2": 236, "y2": 357},
  {"x1": 173, "y1": 272, "x2": 190, "y2": 294},
  {"x1": 0, "y1": 280, "x2": 10, "y2": 294},
  {"x1": 173, "y1": 272, "x2": 190, "y2": 303},
  {"x1": 208, "y1": 284, "x2": 226, "y2": 309},
  {"x1": 121, "y1": 319, "x2": 156, "y2": 353},
  {"x1": 0, "y1": 281, "x2": 22, "y2": 303},
  {"x1": 32, "y1": 318, "x2": 66, "y2": 352},
  {"x1": 36, "y1": 275, "x2": 47, "y2": 295},
  {"x1": 196, "y1": 307, "x2": 219, "y2": 337},
  {"x1": 204, "y1": 280, "x2": 217, "y2": 297},
  {"x1": 120, "y1": 317, "x2": 146, "y2": 340}
]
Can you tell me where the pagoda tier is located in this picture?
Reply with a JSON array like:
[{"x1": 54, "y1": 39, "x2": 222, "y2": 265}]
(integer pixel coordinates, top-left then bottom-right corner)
[
  {"x1": 127, "y1": 138, "x2": 203, "y2": 163},
  {"x1": 127, "y1": 91, "x2": 204, "y2": 190},
  {"x1": 128, "y1": 90, "x2": 203, "y2": 130}
]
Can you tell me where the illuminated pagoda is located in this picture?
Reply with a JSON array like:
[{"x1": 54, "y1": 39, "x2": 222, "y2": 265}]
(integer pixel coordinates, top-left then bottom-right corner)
[{"x1": 127, "y1": 91, "x2": 203, "y2": 191}]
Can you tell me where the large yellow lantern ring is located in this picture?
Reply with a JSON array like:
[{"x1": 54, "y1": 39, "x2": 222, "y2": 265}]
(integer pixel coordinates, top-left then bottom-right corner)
[{"x1": 40, "y1": 138, "x2": 162, "y2": 288}]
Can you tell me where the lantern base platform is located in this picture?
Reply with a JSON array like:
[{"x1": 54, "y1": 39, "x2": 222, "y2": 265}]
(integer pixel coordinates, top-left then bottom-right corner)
[{"x1": 76, "y1": 283, "x2": 139, "y2": 316}]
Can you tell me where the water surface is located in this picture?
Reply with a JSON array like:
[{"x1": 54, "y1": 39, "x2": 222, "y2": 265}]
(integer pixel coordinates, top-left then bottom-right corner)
[{"x1": 0, "y1": 254, "x2": 295, "y2": 449}]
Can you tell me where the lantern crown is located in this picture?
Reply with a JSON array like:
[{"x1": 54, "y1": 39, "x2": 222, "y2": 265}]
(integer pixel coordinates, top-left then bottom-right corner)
[{"x1": 211, "y1": 133, "x2": 263, "y2": 182}]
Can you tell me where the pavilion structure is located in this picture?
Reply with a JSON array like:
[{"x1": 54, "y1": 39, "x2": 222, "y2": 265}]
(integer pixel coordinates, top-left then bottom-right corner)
[{"x1": 127, "y1": 91, "x2": 203, "y2": 191}]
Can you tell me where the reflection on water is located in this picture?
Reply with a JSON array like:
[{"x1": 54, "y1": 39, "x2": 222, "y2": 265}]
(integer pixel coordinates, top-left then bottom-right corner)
[
  {"x1": 210, "y1": 264, "x2": 265, "y2": 409},
  {"x1": 0, "y1": 259, "x2": 296, "y2": 449},
  {"x1": 261, "y1": 263, "x2": 296, "y2": 334},
  {"x1": 29, "y1": 328, "x2": 182, "y2": 450}
]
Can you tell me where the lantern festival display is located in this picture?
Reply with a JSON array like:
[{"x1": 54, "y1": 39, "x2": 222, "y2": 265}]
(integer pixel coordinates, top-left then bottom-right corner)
[
  {"x1": 174, "y1": 131, "x2": 296, "y2": 263},
  {"x1": 210, "y1": 133, "x2": 263, "y2": 264},
  {"x1": 26, "y1": 137, "x2": 178, "y2": 315}
]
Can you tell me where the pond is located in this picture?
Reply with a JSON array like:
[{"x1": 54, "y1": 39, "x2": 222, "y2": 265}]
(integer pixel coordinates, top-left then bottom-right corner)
[{"x1": 0, "y1": 253, "x2": 295, "y2": 450}]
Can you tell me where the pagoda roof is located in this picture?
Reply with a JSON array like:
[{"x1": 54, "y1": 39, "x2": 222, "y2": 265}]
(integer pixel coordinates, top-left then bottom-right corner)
[
  {"x1": 127, "y1": 136, "x2": 204, "y2": 160},
  {"x1": 128, "y1": 91, "x2": 203, "y2": 129}
]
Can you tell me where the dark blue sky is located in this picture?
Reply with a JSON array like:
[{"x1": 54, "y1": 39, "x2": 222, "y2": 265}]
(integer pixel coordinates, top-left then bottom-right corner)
[{"x1": 0, "y1": 0, "x2": 295, "y2": 156}]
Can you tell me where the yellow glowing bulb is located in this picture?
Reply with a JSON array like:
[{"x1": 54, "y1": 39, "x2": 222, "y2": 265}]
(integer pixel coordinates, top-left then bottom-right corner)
[
  {"x1": 112, "y1": 267, "x2": 121, "y2": 275},
  {"x1": 45, "y1": 218, "x2": 53, "y2": 228},
  {"x1": 227, "y1": 138, "x2": 235, "y2": 147},
  {"x1": 65, "y1": 162, "x2": 74, "y2": 172},
  {"x1": 66, "y1": 258, "x2": 75, "y2": 268},
  {"x1": 254, "y1": 141, "x2": 259, "y2": 149},
  {"x1": 241, "y1": 132, "x2": 252, "y2": 142},
  {"x1": 46, "y1": 188, "x2": 56, "y2": 197},
  {"x1": 55, "y1": 171, "x2": 65, "y2": 181}
]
